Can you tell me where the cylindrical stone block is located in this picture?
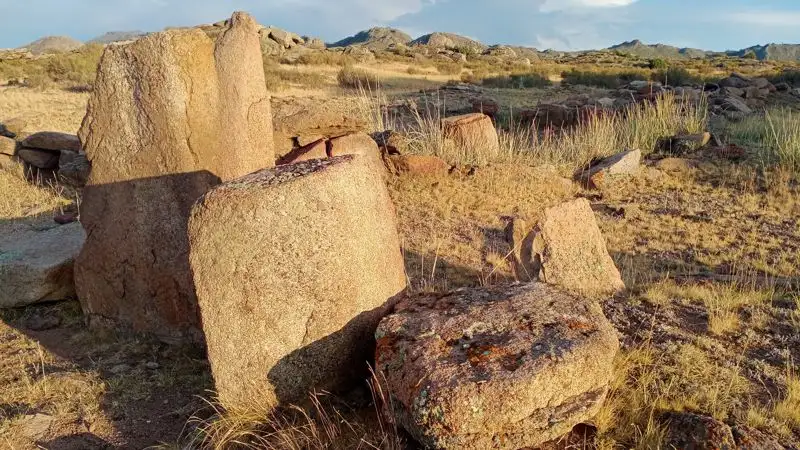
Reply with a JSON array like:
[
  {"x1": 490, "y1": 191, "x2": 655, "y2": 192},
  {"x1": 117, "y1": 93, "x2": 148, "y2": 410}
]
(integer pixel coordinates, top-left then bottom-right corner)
[{"x1": 188, "y1": 155, "x2": 407, "y2": 411}]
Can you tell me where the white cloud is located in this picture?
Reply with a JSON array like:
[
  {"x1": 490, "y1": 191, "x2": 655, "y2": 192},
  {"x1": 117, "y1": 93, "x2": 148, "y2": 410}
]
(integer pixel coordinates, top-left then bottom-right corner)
[
  {"x1": 726, "y1": 11, "x2": 800, "y2": 27},
  {"x1": 540, "y1": 0, "x2": 638, "y2": 13}
]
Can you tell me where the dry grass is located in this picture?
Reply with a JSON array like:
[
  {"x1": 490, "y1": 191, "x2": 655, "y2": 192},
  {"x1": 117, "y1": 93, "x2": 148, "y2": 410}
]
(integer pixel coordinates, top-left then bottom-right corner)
[
  {"x1": 0, "y1": 167, "x2": 72, "y2": 220},
  {"x1": 337, "y1": 65, "x2": 381, "y2": 90},
  {"x1": 0, "y1": 86, "x2": 88, "y2": 132},
  {"x1": 729, "y1": 108, "x2": 800, "y2": 178},
  {"x1": 596, "y1": 339, "x2": 752, "y2": 448}
]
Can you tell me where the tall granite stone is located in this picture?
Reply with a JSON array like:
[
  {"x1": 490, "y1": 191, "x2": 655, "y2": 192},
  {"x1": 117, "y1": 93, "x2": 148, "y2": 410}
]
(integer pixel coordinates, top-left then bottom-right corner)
[{"x1": 75, "y1": 12, "x2": 274, "y2": 342}]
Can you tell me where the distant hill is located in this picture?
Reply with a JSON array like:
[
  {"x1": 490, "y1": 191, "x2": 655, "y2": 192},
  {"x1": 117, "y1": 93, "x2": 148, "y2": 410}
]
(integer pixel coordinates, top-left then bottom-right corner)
[
  {"x1": 88, "y1": 31, "x2": 147, "y2": 44},
  {"x1": 19, "y1": 36, "x2": 83, "y2": 55},
  {"x1": 728, "y1": 43, "x2": 800, "y2": 61},
  {"x1": 331, "y1": 27, "x2": 411, "y2": 50},
  {"x1": 608, "y1": 40, "x2": 707, "y2": 59},
  {"x1": 411, "y1": 32, "x2": 487, "y2": 53}
]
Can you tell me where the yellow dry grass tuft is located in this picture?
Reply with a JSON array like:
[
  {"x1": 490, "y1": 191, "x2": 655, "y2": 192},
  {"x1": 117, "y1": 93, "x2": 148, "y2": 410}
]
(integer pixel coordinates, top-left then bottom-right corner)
[{"x1": 0, "y1": 167, "x2": 72, "y2": 220}]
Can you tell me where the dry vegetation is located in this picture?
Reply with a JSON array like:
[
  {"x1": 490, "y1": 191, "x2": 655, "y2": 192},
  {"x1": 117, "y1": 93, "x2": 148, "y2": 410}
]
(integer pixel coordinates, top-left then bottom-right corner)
[{"x1": 1, "y1": 42, "x2": 800, "y2": 449}]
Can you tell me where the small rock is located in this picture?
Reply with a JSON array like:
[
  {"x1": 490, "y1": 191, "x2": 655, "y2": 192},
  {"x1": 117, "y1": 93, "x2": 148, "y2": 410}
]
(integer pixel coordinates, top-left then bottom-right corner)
[
  {"x1": 58, "y1": 151, "x2": 91, "y2": 187},
  {"x1": 372, "y1": 130, "x2": 410, "y2": 155},
  {"x1": 19, "y1": 413, "x2": 55, "y2": 440},
  {"x1": 25, "y1": 314, "x2": 62, "y2": 331},
  {"x1": 21, "y1": 131, "x2": 82, "y2": 152},
  {"x1": 276, "y1": 139, "x2": 328, "y2": 165},
  {"x1": 441, "y1": 113, "x2": 500, "y2": 162},
  {"x1": 145, "y1": 362, "x2": 160, "y2": 370},
  {"x1": 774, "y1": 82, "x2": 791, "y2": 92},
  {"x1": 328, "y1": 132, "x2": 384, "y2": 171},
  {"x1": 578, "y1": 149, "x2": 641, "y2": 189},
  {"x1": 511, "y1": 199, "x2": 625, "y2": 298},
  {"x1": 656, "y1": 132, "x2": 711, "y2": 156},
  {"x1": 16, "y1": 147, "x2": 60, "y2": 169},
  {"x1": 0, "y1": 136, "x2": 16, "y2": 155},
  {"x1": 661, "y1": 412, "x2": 736, "y2": 450},
  {"x1": 54, "y1": 213, "x2": 78, "y2": 225}
]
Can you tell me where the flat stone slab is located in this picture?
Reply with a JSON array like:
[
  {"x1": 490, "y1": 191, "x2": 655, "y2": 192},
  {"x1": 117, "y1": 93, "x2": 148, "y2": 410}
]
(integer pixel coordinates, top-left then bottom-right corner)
[
  {"x1": 0, "y1": 221, "x2": 85, "y2": 308},
  {"x1": 375, "y1": 283, "x2": 619, "y2": 450}
]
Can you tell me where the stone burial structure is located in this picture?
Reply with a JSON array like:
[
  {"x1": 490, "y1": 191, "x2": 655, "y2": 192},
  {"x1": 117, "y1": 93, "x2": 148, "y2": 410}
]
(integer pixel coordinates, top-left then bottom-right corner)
[
  {"x1": 188, "y1": 155, "x2": 407, "y2": 411},
  {"x1": 75, "y1": 12, "x2": 274, "y2": 342}
]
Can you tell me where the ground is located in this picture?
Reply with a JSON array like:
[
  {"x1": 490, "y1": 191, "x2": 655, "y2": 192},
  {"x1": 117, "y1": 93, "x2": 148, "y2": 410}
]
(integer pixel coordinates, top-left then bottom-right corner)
[{"x1": 1, "y1": 54, "x2": 800, "y2": 449}]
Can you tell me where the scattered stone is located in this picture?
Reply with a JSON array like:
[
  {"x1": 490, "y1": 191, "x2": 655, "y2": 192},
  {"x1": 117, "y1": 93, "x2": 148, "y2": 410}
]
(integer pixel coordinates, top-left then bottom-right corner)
[
  {"x1": 656, "y1": 132, "x2": 711, "y2": 156},
  {"x1": 375, "y1": 283, "x2": 620, "y2": 450},
  {"x1": 511, "y1": 199, "x2": 625, "y2": 298},
  {"x1": 372, "y1": 130, "x2": 410, "y2": 155},
  {"x1": 328, "y1": 132, "x2": 384, "y2": 171},
  {"x1": 16, "y1": 148, "x2": 60, "y2": 169},
  {"x1": 715, "y1": 95, "x2": 753, "y2": 114},
  {"x1": 25, "y1": 314, "x2": 62, "y2": 331},
  {"x1": 54, "y1": 213, "x2": 78, "y2": 225},
  {"x1": 272, "y1": 96, "x2": 367, "y2": 160},
  {"x1": 58, "y1": 151, "x2": 91, "y2": 187},
  {"x1": 19, "y1": 413, "x2": 55, "y2": 441},
  {"x1": 0, "y1": 222, "x2": 85, "y2": 308},
  {"x1": 660, "y1": 412, "x2": 737, "y2": 450},
  {"x1": 21, "y1": 132, "x2": 81, "y2": 152},
  {"x1": 388, "y1": 154, "x2": 449, "y2": 176},
  {"x1": 189, "y1": 156, "x2": 407, "y2": 411},
  {"x1": 145, "y1": 361, "x2": 160, "y2": 370},
  {"x1": 75, "y1": 12, "x2": 274, "y2": 342},
  {"x1": 579, "y1": 149, "x2": 642, "y2": 189},
  {"x1": 0, "y1": 136, "x2": 16, "y2": 155},
  {"x1": 775, "y1": 82, "x2": 791, "y2": 92},
  {"x1": 719, "y1": 74, "x2": 751, "y2": 89},
  {"x1": 276, "y1": 139, "x2": 328, "y2": 165},
  {"x1": 0, "y1": 117, "x2": 27, "y2": 138},
  {"x1": 441, "y1": 113, "x2": 499, "y2": 162}
]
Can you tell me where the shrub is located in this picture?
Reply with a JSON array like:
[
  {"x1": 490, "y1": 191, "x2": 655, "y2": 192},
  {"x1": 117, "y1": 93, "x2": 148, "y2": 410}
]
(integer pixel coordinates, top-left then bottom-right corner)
[
  {"x1": 767, "y1": 70, "x2": 800, "y2": 87},
  {"x1": 263, "y1": 59, "x2": 329, "y2": 91},
  {"x1": 337, "y1": 65, "x2": 380, "y2": 89},
  {"x1": 561, "y1": 69, "x2": 647, "y2": 89},
  {"x1": 650, "y1": 58, "x2": 668, "y2": 70},
  {"x1": 728, "y1": 108, "x2": 800, "y2": 177},
  {"x1": 481, "y1": 73, "x2": 551, "y2": 89}
]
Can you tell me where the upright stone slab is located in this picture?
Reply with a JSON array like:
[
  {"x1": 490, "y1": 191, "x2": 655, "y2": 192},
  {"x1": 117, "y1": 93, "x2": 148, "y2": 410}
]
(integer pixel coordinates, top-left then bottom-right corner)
[
  {"x1": 189, "y1": 155, "x2": 407, "y2": 412},
  {"x1": 213, "y1": 12, "x2": 274, "y2": 179},
  {"x1": 75, "y1": 13, "x2": 274, "y2": 342}
]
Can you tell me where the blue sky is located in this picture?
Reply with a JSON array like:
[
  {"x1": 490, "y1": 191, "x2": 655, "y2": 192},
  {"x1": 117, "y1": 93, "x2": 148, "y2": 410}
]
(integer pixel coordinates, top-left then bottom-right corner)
[{"x1": 1, "y1": 0, "x2": 800, "y2": 51}]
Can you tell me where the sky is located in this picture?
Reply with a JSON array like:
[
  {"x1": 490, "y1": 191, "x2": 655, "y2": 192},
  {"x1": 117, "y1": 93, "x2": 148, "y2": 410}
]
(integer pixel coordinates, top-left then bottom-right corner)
[{"x1": 1, "y1": 0, "x2": 800, "y2": 51}]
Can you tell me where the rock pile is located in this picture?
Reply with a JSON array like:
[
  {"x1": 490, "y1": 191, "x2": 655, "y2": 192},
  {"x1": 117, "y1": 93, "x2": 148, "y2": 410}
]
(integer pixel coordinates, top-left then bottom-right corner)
[
  {"x1": 708, "y1": 73, "x2": 776, "y2": 119},
  {"x1": 0, "y1": 123, "x2": 90, "y2": 186},
  {"x1": 188, "y1": 156, "x2": 407, "y2": 411},
  {"x1": 200, "y1": 20, "x2": 321, "y2": 56},
  {"x1": 375, "y1": 283, "x2": 620, "y2": 449},
  {"x1": 75, "y1": 12, "x2": 274, "y2": 342}
]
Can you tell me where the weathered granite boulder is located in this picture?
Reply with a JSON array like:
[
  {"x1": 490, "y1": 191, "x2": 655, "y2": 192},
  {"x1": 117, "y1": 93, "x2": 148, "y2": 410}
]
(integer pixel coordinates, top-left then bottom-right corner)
[{"x1": 375, "y1": 283, "x2": 619, "y2": 449}]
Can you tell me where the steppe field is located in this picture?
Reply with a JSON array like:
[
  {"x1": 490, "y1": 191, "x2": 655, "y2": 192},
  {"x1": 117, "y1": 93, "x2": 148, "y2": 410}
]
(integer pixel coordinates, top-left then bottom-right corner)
[{"x1": 1, "y1": 15, "x2": 800, "y2": 450}]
